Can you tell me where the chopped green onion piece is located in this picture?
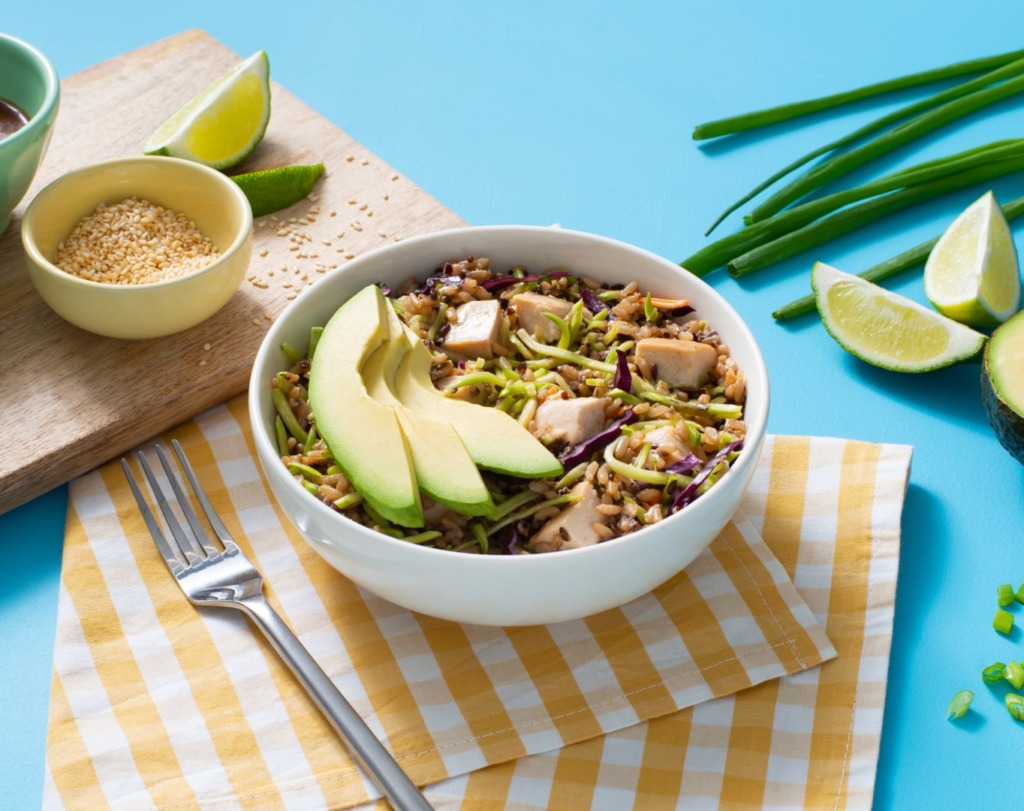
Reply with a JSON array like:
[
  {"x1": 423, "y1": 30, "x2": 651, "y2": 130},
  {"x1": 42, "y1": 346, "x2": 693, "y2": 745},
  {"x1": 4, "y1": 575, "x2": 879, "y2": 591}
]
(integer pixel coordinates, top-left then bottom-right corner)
[
  {"x1": 485, "y1": 492, "x2": 580, "y2": 537},
  {"x1": 332, "y1": 492, "x2": 364, "y2": 511},
  {"x1": 287, "y1": 461, "x2": 323, "y2": 484},
  {"x1": 982, "y1": 662, "x2": 1007, "y2": 684},
  {"x1": 445, "y1": 371, "x2": 506, "y2": 391},
  {"x1": 1006, "y1": 693, "x2": 1024, "y2": 722},
  {"x1": 1015, "y1": 582, "x2": 1024, "y2": 605},
  {"x1": 994, "y1": 608, "x2": 1015, "y2": 635},
  {"x1": 398, "y1": 530, "x2": 443, "y2": 545},
  {"x1": 603, "y1": 441, "x2": 679, "y2": 486},
  {"x1": 300, "y1": 479, "x2": 318, "y2": 497},
  {"x1": 281, "y1": 342, "x2": 303, "y2": 366},
  {"x1": 469, "y1": 522, "x2": 489, "y2": 552},
  {"x1": 643, "y1": 292, "x2": 659, "y2": 324},
  {"x1": 998, "y1": 583, "x2": 1015, "y2": 606},
  {"x1": 303, "y1": 423, "x2": 318, "y2": 454},
  {"x1": 308, "y1": 326, "x2": 323, "y2": 358},
  {"x1": 555, "y1": 462, "x2": 589, "y2": 490},
  {"x1": 271, "y1": 387, "x2": 308, "y2": 443},
  {"x1": 947, "y1": 689, "x2": 974, "y2": 720},
  {"x1": 274, "y1": 415, "x2": 289, "y2": 456},
  {"x1": 1004, "y1": 661, "x2": 1024, "y2": 690},
  {"x1": 515, "y1": 329, "x2": 617, "y2": 373}
]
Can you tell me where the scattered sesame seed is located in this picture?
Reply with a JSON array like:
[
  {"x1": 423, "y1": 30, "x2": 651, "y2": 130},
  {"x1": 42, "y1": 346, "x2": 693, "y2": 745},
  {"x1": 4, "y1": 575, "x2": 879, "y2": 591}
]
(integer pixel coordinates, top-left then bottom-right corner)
[
  {"x1": 345, "y1": 155, "x2": 354, "y2": 162},
  {"x1": 390, "y1": 173, "x2": 399, "y2": 181},
  {"x1": 361, "y1": 159, "x2": 369, "y2": 166},
  {"x1": 203, "y1": 342, "x2": 212, "y2": 351}
]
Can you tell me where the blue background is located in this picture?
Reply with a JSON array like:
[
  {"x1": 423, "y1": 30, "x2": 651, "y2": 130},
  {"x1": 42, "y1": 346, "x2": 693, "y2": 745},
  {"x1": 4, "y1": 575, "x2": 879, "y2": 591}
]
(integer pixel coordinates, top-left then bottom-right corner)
[{"x1": 4, "y1": 2, "x2": 1024, "y2": 808}]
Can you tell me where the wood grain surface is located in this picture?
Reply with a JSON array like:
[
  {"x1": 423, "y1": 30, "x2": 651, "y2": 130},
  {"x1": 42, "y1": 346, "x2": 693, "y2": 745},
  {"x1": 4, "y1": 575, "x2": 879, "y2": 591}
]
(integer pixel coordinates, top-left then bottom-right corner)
[{"x1": 0, "y1": 30, "x2": 465, "y2": 514}]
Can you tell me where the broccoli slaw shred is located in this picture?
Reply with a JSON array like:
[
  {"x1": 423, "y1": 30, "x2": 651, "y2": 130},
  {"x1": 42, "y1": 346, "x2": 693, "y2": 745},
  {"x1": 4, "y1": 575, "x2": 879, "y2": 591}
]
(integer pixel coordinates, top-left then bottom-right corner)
[{"x1": 271, "y1": 257, "x2": 747, "y2": 554}]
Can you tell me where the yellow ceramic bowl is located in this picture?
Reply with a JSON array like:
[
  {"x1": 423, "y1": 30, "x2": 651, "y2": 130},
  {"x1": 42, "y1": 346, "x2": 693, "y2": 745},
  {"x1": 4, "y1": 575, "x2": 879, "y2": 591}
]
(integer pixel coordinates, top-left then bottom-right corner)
[{"x1": 22, "y1": 156, "x2": 253, "y2": 339}]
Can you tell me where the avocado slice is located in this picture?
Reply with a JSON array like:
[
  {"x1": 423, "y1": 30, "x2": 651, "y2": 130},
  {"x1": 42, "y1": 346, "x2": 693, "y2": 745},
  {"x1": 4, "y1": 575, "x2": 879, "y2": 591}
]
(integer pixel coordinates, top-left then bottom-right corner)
[
  {"x1": 362, "y1": 306, "x2": 497, "y2": 517},
  {"x1": 982, "y1": 308, "x2": 1024, "y2": 465},
  {"x1": 392, "y1": 327, "x2": 563, "y2": 479},
  {"x1": 308, "y1": 285, "x2": 423, "y2": 527}
]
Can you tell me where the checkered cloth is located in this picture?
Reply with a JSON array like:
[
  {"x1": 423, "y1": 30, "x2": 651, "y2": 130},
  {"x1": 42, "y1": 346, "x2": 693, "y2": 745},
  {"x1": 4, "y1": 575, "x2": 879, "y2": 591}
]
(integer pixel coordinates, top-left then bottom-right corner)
[{"x1": 42, "y1": 396, "x2": 910, "y2": 809}]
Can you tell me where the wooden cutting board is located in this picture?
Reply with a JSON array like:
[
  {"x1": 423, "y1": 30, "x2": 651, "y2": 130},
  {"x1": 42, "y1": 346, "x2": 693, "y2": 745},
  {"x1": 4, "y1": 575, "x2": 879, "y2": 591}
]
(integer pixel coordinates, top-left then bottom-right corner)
[{"x1": 0, "y1": 30, "x2": 465, "y2": 515}]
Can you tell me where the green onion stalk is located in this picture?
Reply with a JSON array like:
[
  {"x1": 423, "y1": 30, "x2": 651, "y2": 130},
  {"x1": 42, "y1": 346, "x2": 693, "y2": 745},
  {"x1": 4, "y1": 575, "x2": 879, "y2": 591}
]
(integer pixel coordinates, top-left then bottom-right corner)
[
  {"x1": 699, "y1": 52, "x2": 1024, "y2": 234},
  {"x1": 726, "y1": 157, "x2": 1024, "y2": 278},
  {"x1": 772, "y1": 193, "x2": 1024, "y2": 320}
]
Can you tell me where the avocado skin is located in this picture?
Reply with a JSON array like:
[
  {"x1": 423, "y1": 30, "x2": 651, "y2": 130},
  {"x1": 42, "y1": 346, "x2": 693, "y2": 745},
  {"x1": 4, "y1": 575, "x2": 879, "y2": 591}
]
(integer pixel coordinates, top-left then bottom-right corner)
[{"x1": 981, "y1": 345, "x2": 1024, "y2": 465}]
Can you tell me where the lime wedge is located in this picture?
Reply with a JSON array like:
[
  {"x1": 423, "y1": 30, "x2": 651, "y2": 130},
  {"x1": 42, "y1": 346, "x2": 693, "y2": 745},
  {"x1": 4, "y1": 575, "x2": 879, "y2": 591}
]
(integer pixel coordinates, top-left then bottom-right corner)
[
  {"x1": 924, "y1": 190, "x2": 1021, "y2": 328},
  {"x1": 143, "y1": 51, "x2": 271, "y2": 170},
  {"x1": 231, "y1": 163, "x2": 325, "y2": 217},
  {"x1": 812, "y1": 261, "x2": 987, "y2": 372}
]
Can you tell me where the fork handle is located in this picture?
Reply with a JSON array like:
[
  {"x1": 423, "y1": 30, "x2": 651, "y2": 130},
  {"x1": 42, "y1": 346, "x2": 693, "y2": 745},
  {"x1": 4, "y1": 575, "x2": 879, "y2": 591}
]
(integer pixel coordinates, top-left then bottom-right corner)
[{"x1": 238, "y1": 594, "x2": 433, "y2": 811}]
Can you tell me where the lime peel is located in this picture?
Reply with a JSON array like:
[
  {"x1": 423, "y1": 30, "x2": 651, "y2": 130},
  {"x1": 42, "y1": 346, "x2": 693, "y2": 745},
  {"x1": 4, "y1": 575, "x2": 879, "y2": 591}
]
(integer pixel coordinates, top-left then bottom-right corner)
[
  {"x1": 231, "y1": 163, "x2": 325, "y2": 217},
  {"x1": 812, "y1": 261, "x2": 987, "y2": 373},
  {"x1": 924, "y1": 190, "x2": 1021, "y2": 328},
  {"x1": 144, "y1": 50, "x2": 271, "y2": 170}
]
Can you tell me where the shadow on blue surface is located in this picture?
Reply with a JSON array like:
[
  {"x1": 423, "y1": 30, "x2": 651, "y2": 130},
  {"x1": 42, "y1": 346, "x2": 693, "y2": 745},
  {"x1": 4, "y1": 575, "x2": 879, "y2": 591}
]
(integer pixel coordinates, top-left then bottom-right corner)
[{"x1": 845, "y1": 354, "x2": 990, "y2": 433}]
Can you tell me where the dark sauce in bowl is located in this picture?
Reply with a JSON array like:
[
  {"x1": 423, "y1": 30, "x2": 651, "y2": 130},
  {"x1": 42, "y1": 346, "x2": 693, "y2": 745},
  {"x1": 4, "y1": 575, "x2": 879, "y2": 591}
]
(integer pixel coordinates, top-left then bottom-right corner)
[{"x1": 0, "y1": 98, "x2": 30, "y2": 141}]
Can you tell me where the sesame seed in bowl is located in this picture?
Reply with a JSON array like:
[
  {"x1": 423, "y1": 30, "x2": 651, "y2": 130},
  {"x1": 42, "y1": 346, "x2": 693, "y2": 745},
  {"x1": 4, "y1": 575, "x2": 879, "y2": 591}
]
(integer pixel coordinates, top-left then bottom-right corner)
[
  {"x1": 54, "y1": 196, "x2": 221, "y2": 285},
  {"x1": 21, "y1": 156, "x2": 253, "y2": 340}
]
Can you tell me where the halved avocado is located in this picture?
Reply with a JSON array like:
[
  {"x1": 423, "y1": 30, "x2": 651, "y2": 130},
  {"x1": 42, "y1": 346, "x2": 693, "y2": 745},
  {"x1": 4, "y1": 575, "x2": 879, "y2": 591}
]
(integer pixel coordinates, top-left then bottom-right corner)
[{"x1": 981, "y1": 308, "x2": 1024, "y2": 465}]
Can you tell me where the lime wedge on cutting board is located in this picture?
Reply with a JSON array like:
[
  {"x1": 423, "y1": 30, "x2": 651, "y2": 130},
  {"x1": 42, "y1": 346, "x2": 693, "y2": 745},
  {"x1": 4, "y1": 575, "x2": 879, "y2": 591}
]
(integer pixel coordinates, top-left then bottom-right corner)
[
  {"x1": 143, "y1": 51, "x2": 271, "y2": 170},
  {"x1": 231, "y1": 163, "x2": 324, "y2": 217},
  {"x1": 924, "y1": 190, "x2": 1021, "y2": 329},
  {"x1": 812, "y1": 261, "x2": 987, "y2": 372}
]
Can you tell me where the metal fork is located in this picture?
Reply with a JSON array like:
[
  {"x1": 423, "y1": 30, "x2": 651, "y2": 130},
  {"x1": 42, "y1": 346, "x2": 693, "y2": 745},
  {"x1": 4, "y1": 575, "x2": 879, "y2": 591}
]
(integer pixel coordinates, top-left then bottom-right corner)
[{"x1": 122, "y1": 440, "x2": 432, "y2": 811}]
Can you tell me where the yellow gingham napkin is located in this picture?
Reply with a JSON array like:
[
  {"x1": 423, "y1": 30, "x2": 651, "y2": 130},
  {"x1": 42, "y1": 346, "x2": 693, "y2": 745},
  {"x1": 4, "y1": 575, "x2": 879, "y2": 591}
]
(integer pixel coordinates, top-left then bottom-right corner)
[{"x1": 42, "y1": 396, "x2": 909, "y2": 810}]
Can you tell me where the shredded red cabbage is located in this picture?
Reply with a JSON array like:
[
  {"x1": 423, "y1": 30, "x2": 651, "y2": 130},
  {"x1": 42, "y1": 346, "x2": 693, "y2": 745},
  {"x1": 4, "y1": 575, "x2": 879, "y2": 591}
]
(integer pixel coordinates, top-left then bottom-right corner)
[
  {"x1": 558, "y1": 407, "x2": 638, "y2": 468},
  {"x1": 664, "y1": 453, "x2": 701, "y2": 475},
  {"x1": 581, "y1": 287, "x2": 610, "y2": 314},
  {"x1": 612, "y1": 349, "x2": 632, "y2": 391},
  {"x1": 669, "y1": 439, "x2": 744, "y2": 513},
  {"x1": 480, "y1": 274, "x2": 541, "y2": 293},
  {"x1": 505, "y1": 526, "x2": 522, "y2": 555}
]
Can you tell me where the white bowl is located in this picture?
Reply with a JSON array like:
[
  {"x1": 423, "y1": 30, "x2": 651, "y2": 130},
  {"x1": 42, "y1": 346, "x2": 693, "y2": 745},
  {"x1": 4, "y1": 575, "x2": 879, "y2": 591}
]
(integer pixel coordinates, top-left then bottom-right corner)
[{"x1": 249, "y1": 225, "x2": 769, "y2": 626}]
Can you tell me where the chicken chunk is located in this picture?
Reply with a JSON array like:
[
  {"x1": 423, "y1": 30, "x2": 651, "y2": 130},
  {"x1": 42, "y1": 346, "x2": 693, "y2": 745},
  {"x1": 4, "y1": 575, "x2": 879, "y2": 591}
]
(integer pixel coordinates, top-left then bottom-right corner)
[
  {"x1": 529, "y1": 481, "x2": 607, "y2": 552},
  {"x1": 635, "y1": 337, "x2": 717, "y2": 391},
  {"x1": 641, "y1": 425, "x2": 695, "y2": 466},
  {"x1": 511, "y1": 292, "x2": 574, "y2": 342},
  {"x1": 441, "y1": 299, "x2": 503, "y2": 359},
  {"x1": 532, "y1": 396, "x2": 609, "y2": 447}
]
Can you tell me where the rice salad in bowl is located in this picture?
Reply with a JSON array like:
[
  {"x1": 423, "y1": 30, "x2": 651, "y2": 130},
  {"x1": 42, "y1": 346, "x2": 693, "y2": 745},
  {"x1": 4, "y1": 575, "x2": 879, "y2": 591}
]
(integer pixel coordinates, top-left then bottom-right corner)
[
  {"x1": 272, "y1": 257, "x2": 747, "y2": 553},
  {"x1": 249, "y1": 226, "x2": 769, "y2": 626}
]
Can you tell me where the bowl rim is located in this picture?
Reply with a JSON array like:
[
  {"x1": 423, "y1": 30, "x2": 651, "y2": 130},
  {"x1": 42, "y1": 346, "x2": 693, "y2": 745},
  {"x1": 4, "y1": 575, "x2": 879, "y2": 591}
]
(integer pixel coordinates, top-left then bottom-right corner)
[
  {"x1": 250, "y1": 224, "x2": 770, "y2": 567},
  {"x1": 0, "y1": 31, "x2": 60, "y2": 151},
  {"x1": 21, "y1": 155, "x2": 253, "y2": 292}
]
